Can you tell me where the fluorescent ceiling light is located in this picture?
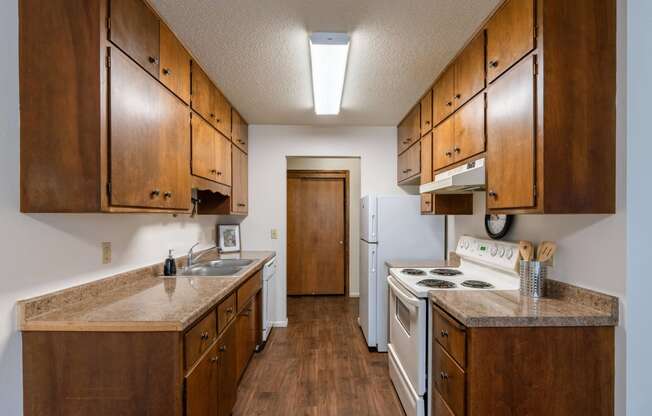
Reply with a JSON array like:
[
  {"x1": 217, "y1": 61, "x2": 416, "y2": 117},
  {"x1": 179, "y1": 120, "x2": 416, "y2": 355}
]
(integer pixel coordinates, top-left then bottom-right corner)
[{"x1": 309, "y1": 32, "x2": 350, "y2": 115}]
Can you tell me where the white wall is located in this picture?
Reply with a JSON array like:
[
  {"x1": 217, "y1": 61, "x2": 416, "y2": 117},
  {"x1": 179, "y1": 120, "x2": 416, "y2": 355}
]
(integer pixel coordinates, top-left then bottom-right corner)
[
  {"x1": 450, "y1": 2, "x2": 629, "y2": 413},
  {"x1": 626, "y1": 0, "x2": 652, "y2": 414},
  {"x1": 241, "y1": 125, "x2": 411, "y2": 325},
  {"x1": 286, "y1": 157, "x2": 362, "y2": 296},
  {"x1": 0, "y1": 4, "x2": 219, "y2": 414}
]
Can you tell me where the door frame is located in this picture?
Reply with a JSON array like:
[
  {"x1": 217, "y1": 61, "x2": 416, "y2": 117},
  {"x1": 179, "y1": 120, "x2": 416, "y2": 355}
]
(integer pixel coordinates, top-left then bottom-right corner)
[{"x1": 286, "y1": 170, "x2": 350, "y2": 296}]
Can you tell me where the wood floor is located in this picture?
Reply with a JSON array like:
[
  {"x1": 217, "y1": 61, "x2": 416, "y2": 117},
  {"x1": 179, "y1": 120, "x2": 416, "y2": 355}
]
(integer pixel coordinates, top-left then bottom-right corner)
[{"x1": 233, "y1": 296, "x2": 406, "y2": 416}]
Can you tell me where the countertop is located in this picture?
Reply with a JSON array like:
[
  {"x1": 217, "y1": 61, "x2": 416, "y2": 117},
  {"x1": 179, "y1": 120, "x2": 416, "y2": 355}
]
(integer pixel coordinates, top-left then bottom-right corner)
[{"x1": 18, "y1": 251, "x2": 275, "y2": 332}]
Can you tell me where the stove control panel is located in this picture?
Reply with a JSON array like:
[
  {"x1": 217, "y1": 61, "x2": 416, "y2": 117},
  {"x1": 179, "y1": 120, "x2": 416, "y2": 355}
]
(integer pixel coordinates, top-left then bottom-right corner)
[{"x1": 456, "y1": 236, "x2": 520, "y2": 271}]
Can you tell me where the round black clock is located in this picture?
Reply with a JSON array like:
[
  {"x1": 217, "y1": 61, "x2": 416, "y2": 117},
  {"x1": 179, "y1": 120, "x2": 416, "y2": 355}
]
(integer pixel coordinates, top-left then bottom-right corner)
[{"x1": 484, "y1": 214, "x2": 513, "y2": 240}]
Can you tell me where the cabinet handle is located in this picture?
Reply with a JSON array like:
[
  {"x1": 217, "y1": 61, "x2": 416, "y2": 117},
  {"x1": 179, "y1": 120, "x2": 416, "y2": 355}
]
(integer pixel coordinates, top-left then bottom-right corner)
[
  {"x1": 425, "y1": 121, "x2": 430, "y2": 125},
  {"x1": 216, "y1": 171, "x2": 222, "y2": 176},
  {"x1": 219, "y1": 346, "x2": 226, "y2": 352},
  {"x1": 150, "y1": 189, "x2": 161, "y2": 197},
  {"x1": 210, "y1": 113, "x2": 215, "y2": 118},
  {"x1": 200, "y1": 331, "x2": 209, "y2": 340},
  {"x1": 489, "y1": 60, "x2": 499, "y2": 68},
  {"x1": 440, "y1": 329, "x2": 449, "y2": 337},
  {"x1": 439, "y1": 371, "x2": 449, "y2": 380},
  {"x1": 164, "y1": 191, "x2": 172, "y2": 199},
  {"x1": 162, "y1": 68, "x2": 171, "y2": 75},
  {"x1": 446, "y1": 101, "x2": 453, "y2": 107},
  {"x1": 425, "y1": 201, "x2": 431, "y2": 205},
  {"x1": 237, "y1": 203, "x2": 246, "y2": 207},
  {"x1": 226, "y1": 307, "x2": 234, "y2": 314},
  {"x1": 148, "y1": 56, "x2": 159, "y2": 65},
  {"x1": 455, "y1": 94, "x2": 461, "y2": 99},
  {"x1": 210, "y1": 169, "x2": 217, "y2": 174},
  {"x1": 210, "y1": 356, "x2": 219, "y2": 363},
  {"x1": 445, "y1": 151, "x2": 452, "y2": 157},
  {"x1": 454, "y1": 147, "x2": 461, "y2": 153},
  {"x1": 488, "y1": 190, "x2": 498, "y2": 198}
]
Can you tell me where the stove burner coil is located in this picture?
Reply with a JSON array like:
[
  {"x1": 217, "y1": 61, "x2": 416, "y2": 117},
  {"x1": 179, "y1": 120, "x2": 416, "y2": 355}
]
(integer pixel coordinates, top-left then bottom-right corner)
[
  {"x1": 417, "y1": 279, "x2": 457, "y2": 289},
  {"x1": 461, "y1": 280, "x2": 494, "y2": 289},
  {"x1": 430, "y1": 268, "x2": 463, "y2": 276},
  {"x1": 401, "y1": 269, "x2": 427, "y2": 276}
]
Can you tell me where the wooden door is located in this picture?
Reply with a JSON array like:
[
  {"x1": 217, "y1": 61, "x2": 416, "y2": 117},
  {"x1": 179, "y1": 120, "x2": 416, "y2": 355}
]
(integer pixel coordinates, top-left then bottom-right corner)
[
  {"x1": 212, "y1": 87, "x2": 232, "y2": 138},
  {"x1": 433, "y1": 116, "x2": 455, "y2": 171},
  {"x1": 486, "y1": 56, "x2": 536, "y2": 209},
  {"x1": 191, "y1": 62, "x2": 215, "y2": 125},
  {"x1": 109, "y1": 0, "x2": 159, "y2": 77},
  {"x1": 185, "y1": 343, "x2": 219, "y2": 416},
  {"x1": 287, "y1": 172, "x2": 346, "y2": 295},
  {"x1": 420, "y1": 90, "x2": 433, "y2": 136},
  {"x1": 453, "y1": 93, "x2": 485, "y2": 162},
  {"x1": 398, "y1": 142, "x2": 421, "y2": 183},
  {"x1": 420, "y1": 133, "x2": 433, "y2": 214},
  {"x1": 159, "y1": 22, "x2": 191, "y2": 103},
  {"x1": 433, "y1": 66, "x2": 455, "y2": 125},
  {"x1": 454, "y1": 31, "x2": 485, "y2": 109},
  {"x1": 231, "y1": 147, "x2": 248, "y2": 213},
  {"x1": 486, "y1": 0, "x2": 535, "y2": 83},
  {"x1": 232, "y1": 109, "x2": 248, "y2": 152},
  {"x1": 215, "y1": 132, "x2": 232, "y2": 186},
  {"x1": 191, "y1": 114, "x2": 216, "y2": 181},
  {"x1": 218, "y1": 324, "x2": 237, "y2": 416}
]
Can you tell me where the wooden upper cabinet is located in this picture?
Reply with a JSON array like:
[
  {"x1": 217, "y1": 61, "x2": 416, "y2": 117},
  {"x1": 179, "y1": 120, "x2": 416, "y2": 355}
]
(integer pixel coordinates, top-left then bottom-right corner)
[
  {"x1": 212, "y1": 88, "x2": 232, "y2": 138},
  {"x1": 159, "y1": 23, "x2": 191, "y2": 103},
  {"x1": 232, "y1": 146, "x2": 248, "y2": 214},
  {"x1": 453, "y1": 93, "x2": 485, "y2": 162},
  {"x1": 398, "y1": 141, "x2": 421, "y2": 183},
  {"x1": 433, "y1": 116, "x2": 455, "y2": 171},
  {"x1": 454, "y1": 31, "x2": 485, "y2": 109},
  {"x1": 215, "y1": 132, "x2": 232, "y2": 186},
  {"x1": 420, "y1": 90, "x2": 433, "y2": 136},
  {"x1": 486, "y1": 0, "x2": 535, "y2": 83},
  {"x1": 191, "y1": 114, "x2": 216, "y2": 181},
  {"x1": 232, "y1": 109, "x2": 249, "y2": 153},
  {"x1": 109, "y1": 0, "x2": 160, "y2": 78},
  {"x1": 433, "y1": 66, "x2": 455, "y2": 125},
  {"x1": 486, "y1": 56, "x2": 536, "y2": 210},
  {"x1": 185, "y1": 343, "x2": 219, "y2": 416},
  {"x1": 109, "y1": 48, "x2": 190, "y2": 210},
  {"x1": 191, "y1": 62, "x2": 214, "y2": 124},
  {"x1": 398, "y1": 104, "x2": 420, "y2": 154},
  {"x1": 420, "y1": 133, "x2": 433, "y2": 213}
]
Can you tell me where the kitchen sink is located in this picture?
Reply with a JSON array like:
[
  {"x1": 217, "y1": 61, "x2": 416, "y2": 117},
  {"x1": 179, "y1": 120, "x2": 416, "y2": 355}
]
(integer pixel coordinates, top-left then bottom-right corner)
[
  {"x1": 205, "y1": 259, "x2": 254, "y2": 267},
  {"x1": 176, "y1": 265, "x2": 243, "y2": 277}
]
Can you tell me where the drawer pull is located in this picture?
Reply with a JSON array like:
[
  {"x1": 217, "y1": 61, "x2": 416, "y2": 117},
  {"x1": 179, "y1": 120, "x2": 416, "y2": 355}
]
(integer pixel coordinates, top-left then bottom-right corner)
[
  {"x1": 148, "y1": 56, "x2": 159, "y2": 65},
  {"x1": 200, "y1": 331, "x2": 210, "y2": 340},
  {"x1": 440, "y1": 371, "x2": 449, "y2": 380},
  {"x1": 162, "y1": 68, "x2": 171, "y2": 75},
  {"x1": 219, "y1": 345, "x2": 226, "y2": 352},
  {"x1": 150, "y1": 189, "x2": 160, "y2": 197},
  {"x1": 440, "y1": 329, "x2": 449, "y2": 337},
  {"x1": 226, "y1": 307, "x2": 234, "y2": 314},
  {"x1": 210, "y1": 356, "x2": 219, "y2": 363}
]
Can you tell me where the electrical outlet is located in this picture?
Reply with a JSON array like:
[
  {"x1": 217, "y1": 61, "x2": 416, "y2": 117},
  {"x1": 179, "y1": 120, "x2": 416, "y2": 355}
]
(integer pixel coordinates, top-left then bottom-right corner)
[
  {"x1": 101, "y1": 242, "x2": 112, "y2": 264},
  {"x1": 271, "y1": 229, "x2": 279, "y2": 240}
]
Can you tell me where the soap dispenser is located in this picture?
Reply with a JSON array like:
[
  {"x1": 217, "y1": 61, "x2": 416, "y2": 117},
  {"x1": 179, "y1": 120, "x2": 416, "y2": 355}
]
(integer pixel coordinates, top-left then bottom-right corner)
[{"x1": 164, "y1": 250, "x2": 177, "y2": 276}]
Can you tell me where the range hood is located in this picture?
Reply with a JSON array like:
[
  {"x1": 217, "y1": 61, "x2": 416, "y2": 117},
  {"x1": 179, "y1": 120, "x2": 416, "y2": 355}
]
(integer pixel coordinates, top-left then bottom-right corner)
[{"x1": 419, "y1": 158, "x2": 486, "y2": 194}]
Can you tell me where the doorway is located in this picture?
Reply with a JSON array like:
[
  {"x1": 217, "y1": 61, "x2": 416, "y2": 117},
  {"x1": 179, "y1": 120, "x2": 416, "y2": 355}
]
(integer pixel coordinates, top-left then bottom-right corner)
[{"x1": 287, "y1": 170, "x2": 349, "y2": 296}]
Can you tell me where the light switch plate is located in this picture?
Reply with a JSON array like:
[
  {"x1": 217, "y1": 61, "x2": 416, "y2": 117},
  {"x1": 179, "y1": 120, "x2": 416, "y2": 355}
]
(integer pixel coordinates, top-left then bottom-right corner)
[
  {"x1": 271, "y1": 229, "x2": 279, "y2": 239},
  {"x1": 101, "y1": 242, "x2": 112, "y2": 264}
]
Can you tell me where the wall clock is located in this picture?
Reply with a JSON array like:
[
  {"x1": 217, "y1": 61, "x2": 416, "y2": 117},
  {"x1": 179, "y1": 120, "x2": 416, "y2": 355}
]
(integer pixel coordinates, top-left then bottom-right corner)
[{"x1": 484, "y1": 214, "x2": 513, "y2": 240}]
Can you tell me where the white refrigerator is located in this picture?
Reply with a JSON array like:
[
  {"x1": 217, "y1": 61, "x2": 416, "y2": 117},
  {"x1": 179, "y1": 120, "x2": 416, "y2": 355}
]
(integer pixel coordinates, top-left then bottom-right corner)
[{"x1": 359, "y1": 195, "x2": 445, "y2": 352}]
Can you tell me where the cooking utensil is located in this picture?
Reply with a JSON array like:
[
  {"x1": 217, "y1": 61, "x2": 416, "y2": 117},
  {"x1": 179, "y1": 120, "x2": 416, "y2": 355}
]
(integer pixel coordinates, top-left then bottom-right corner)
[
  {"x1": 537, "y1": 241, "x2": 557, "y2": 263},
  {"x1": 519, "y1": 241, "x2": 534, "y2": 261}
]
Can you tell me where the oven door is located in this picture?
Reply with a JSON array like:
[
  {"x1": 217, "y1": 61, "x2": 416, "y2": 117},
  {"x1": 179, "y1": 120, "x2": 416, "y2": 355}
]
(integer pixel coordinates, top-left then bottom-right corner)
[{"x1": 387, "y1": 275, "x2": 427, "y2": 395}]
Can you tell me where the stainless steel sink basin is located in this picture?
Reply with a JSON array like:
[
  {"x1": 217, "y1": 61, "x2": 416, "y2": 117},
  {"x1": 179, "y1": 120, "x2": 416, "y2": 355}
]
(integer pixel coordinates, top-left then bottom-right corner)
[
  {"x1": 205, "y1": 259, "x2": 254, "y2": 267},
  {"x1": 177, "y1": 265, "x2": 242, "y2": 277}
]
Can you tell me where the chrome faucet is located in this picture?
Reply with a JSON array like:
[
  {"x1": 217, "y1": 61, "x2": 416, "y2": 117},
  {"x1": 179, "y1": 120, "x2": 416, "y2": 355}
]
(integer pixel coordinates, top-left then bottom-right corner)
[{"x1": 187, "y1": 243, "x2": 220, "y2": 267}]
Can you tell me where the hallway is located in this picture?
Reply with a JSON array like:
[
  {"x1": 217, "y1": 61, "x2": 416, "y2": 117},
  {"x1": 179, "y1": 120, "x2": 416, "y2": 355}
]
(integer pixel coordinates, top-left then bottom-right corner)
[{"x1": 233, "y1": 296, "x2": 405, "y2": 415}]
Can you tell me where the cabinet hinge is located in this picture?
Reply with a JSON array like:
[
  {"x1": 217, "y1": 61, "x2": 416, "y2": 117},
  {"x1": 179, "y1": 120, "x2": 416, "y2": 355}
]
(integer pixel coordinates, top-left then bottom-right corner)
[
  {"x1": 106, "y1": 55, "x2": 111, "y2": 68},
  {"x1": 107, "y1": 182, "x2": 112, "y2": 196}
]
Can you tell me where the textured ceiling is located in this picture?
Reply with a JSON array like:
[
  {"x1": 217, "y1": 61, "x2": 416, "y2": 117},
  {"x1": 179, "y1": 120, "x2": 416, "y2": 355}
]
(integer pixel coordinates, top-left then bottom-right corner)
[{"x1": 150, "y1": 0, "x2": 500, "y2": 126}]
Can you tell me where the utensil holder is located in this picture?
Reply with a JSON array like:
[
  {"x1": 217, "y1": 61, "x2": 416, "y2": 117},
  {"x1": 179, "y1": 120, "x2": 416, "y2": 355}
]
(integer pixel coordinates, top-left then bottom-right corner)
[{"x1": 519, "y1": 260, "x2": 547, "y2": 298}]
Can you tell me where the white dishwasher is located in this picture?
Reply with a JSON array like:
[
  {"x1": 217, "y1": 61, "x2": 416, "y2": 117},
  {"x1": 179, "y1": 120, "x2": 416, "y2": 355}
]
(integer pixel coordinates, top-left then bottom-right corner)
[{"x1": 260, "y1": 256, "x2": 277, "y2": 348}]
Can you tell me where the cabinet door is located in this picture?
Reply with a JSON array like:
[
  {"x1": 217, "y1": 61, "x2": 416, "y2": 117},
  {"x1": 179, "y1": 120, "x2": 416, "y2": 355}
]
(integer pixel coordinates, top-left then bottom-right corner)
[
  {"x1": 420, "y1": 133, "x2": 433, "y2": 214},
  {"x1": 212, "y1": 87, "x2": 232, "y2": 138},
  {"x1": 433, "y1": 116, "x2": 455, "y2": 171},
  {"x1": 191, "y1": 62, "x2": 215, "y2": 125},
  {"x1": 433, "y1": 66, "x2": 455, "y2": 125},
  {"x1": 109, "y1": 0, "x2": 159, "y2": 78},
  {"x1": 453, "y1": 93, "x2": 485, "y2": 162},
  {"x1": 186, "y1": 343, "x2": 220, "y2": 416},
  {"x1": 398, "y1": 142, "x2": 420, "y2": 183},
  {"x1": 215, "y1": 131, "x2": 232, "y2": 186},
  {"x1": 232, "y1": 146, "x2": 248, "y2": 214},
  {"x1": 486, "y1": 0, "x2": 535, "y2": 83},
  {"x1": 110, "y1": 48, "x2": 189, "y2": 210},
  {"x1": 160, "y1": 22, "x2": 191, "y2": 103},
  {"x1": 486, "y1": 56, "x2": 536, "y2": 209},
  {"x1": 235, "y1": 299, "x2": 254, "y2": 381},
  {"x1": 420, "y1": 90, "x2": 433, "y2": 136},
  {"x1": 218, "y1": 324, "x2": 237, "y2": 416},
  {"x1": 232, "y1": 109, "x2": 248, "y2": 152},
  {"x1": 191, "y1": 114, "x2": 216, "y2": 181},
  {"x1": 398, "y1": 105, "x2": 420, "y2": 154},
  {"x1": 454, "y1": 31, "x2": 485, "y2": 109}
]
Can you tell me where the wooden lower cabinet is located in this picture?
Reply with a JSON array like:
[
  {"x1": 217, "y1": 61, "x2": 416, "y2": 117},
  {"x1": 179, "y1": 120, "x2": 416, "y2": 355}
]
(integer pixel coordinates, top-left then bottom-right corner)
[
  {"x1": 186, "y1": 343, "x2": 220, "y2": 416},
  {"x1": 218, "y1": 323, "x2": 237, "y2": 416},
  {"x1": 235, "y1": 293, "x2": 260, "y2": 381},
  {"x1": 431, "y1": 305, "x2": 615, "y2": 416}
]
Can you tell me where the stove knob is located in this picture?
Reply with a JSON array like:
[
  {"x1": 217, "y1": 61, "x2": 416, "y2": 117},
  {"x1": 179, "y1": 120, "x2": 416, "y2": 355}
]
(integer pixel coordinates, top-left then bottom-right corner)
[
  {"x1": 490, "y1": 245, "x2": 498, "y2": 257},
  {"x1": 505, "y1": 248, "x2": 514, "y2": 259},
  {"x1": 498, "y1": 246, "x2": 505, "y2": 257}
]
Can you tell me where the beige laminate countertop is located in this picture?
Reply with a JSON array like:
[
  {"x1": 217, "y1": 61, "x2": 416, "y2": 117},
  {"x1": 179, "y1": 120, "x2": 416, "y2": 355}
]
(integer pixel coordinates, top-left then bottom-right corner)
[{"x1": 18, "y1": 251, "x2": 275, "y2": 332}]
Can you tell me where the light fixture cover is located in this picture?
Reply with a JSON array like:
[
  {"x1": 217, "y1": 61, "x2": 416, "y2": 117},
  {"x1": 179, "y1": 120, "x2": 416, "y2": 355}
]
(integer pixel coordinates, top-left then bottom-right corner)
[{"x1": 309, "y1": 32, "x2": 350, "y2": 115}]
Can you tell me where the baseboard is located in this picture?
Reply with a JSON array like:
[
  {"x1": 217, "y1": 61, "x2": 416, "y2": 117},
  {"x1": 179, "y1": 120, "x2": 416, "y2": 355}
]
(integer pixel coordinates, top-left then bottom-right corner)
[
  {"x1": 271, "y1": 319, "x2": 288, "y2": 327},
  {"x1": 349, "y1": 292, "x2": 360, "y2": 298}
]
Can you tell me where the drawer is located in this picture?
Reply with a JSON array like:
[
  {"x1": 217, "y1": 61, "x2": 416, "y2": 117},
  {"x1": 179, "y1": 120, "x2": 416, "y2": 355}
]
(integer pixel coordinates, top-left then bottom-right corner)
[
  {"x1": 237, "y1": 271, "x2": 262, "y2": 312},
  {"x1": 217, "y1": 293, "x2": 236, "y2": 332},
  {"x1": 433, "y1": 306, "x2": 467, "y2": 368},
  {"x1": 184, "y1": 309, "x2": 217, "y2": 368},
  {"x1": 433, "y1": 388, "x2": 455, "y2": 416},
  {"x1": 433, "y1": 343, "x2": 465, "y2": 416}
]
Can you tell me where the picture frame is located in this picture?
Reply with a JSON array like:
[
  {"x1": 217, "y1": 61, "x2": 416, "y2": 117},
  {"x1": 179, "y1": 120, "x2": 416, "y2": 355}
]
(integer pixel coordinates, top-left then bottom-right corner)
[{"x1": 217, "y1": 224, "x2": 241, "y2": 253}]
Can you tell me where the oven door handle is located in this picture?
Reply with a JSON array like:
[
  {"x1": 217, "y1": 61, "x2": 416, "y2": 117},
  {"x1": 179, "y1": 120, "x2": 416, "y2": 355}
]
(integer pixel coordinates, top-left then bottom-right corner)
[{"x1": 387, "y1": 276, "x2": 421, "y2": 308}]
